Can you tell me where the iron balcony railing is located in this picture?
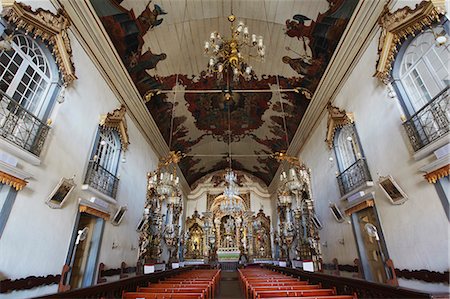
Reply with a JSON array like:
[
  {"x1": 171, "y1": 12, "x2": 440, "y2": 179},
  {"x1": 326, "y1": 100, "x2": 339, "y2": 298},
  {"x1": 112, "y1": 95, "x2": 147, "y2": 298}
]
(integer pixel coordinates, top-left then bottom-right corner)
[
  {"x1": 337, "y1": 158, "x2": 372, "y2": 196},
  {"x1": 84, "y1": 160, "x2": 119, "y2": 199},
  {"x1": 403, "y1": 86, "x2": 449, "y2": 152},
  {"x1": 0, "y1": 90, "x2": 50, "y2": 156}
]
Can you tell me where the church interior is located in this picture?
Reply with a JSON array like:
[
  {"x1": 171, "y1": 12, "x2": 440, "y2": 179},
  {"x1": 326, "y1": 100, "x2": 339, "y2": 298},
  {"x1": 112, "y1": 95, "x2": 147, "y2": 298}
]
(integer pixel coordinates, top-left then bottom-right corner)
[{"x1": 0, "y1": 0, "x2": 448, "y2": 298}]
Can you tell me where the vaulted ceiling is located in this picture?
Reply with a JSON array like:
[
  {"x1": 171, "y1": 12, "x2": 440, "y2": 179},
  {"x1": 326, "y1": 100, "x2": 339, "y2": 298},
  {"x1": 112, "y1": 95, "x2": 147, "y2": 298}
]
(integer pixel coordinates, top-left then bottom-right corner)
[{"x1": 90, "y1": 0, "x2": 358, "y2": 187}]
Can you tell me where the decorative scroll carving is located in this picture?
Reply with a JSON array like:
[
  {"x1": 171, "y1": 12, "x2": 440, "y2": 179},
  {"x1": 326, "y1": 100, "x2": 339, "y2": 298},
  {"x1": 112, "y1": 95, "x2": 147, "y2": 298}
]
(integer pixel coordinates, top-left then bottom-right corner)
[
  {"x1": 79, "y1": 204, "x2": 110, "y2": 220},
  {"x1": 0, "y1": 274, "x2": 60, "y2": 293},
  {"x1": 395, "y1": 268, "x2": 449, "y2": 284},
  {"x1": 424, "y1": 164, "x2": 450, "y2": 183},
  {"x1": 0, "y1": 170, "x2": 27, "y2": 191},
  {"x1": 375, "y1": 0, "x2": 446, "y2": 83},
  {"x1": 325, "y1": 103, "x2": 354, "y2": 149},
  {"x1": 344, "y1": 199, "x2": 375, "y2": 216},
  {"x1": 2, "y1": 1, "x2": 76, "y2": 85},
  {"x1": 99, "y1": 105, "x2": 130, "y2": 151}
]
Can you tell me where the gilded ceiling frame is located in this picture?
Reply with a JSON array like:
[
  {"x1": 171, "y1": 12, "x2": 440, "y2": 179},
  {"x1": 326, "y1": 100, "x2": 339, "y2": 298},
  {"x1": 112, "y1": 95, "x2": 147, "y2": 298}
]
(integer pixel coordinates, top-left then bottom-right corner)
[
  {"x1": 325, "y1": 103, "x2": 354, "y2": 149},
  {"x1": 374, "y1": 0, "x2": 446, "y2": 83},
  {"x1": 99, "y1": 105, "x2": 130, "y2": 151},
  {"x1": 2, "y1": 1, "x2": 77, "y2": 86}
]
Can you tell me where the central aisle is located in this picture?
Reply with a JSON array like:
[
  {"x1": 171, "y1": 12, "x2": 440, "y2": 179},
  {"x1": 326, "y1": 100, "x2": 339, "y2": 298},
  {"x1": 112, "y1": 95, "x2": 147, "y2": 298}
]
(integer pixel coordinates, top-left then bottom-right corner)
[{"x1": 217, "y1": 270, "x2": 244, "y2": 299}]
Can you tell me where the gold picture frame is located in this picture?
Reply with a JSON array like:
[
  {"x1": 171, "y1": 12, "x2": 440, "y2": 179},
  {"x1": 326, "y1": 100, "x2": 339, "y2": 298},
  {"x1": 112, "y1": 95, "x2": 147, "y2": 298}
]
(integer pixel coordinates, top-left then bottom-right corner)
[
  {"x1": 378, "y1": 175, "x2": 408, "y2": 205},
  {"x1": 46, "y1": 177, "x2": 76, "y2": 209}
]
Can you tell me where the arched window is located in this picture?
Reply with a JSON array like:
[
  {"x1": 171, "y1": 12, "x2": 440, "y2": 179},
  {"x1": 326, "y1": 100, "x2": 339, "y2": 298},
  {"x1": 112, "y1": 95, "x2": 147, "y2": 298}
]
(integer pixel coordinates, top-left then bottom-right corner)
[
  {"x1": 0, "y1": 33, "x2": 60, "y2": 119},
  {"x1": 393, "y1": 24, "x2": 449, "y2": 115},
  {"x1": 334, "y1": 124, "x2": 363, "y2": 172},
  {"x1": 333, "y1": 124, "x2": 371, "y2": 196},
  {"x1": 84, "y1": 127, "x2": 121, "y2": 198},
  {"x1": 92, "y1": 128, "x2": 122, "y2": 174},
  {"x1": 0, "y1": 31, "x2": 61, "y2": 156},
  {"x1": 392, "y1": 22, "x2": 449, "y2": 151}
]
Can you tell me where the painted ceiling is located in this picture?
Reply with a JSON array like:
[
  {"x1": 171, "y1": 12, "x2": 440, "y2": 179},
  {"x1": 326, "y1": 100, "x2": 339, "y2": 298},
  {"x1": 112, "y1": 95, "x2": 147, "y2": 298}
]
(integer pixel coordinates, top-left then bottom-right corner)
[{"x1": 91, "y1": 0, "x2": 358, "y2": 187}]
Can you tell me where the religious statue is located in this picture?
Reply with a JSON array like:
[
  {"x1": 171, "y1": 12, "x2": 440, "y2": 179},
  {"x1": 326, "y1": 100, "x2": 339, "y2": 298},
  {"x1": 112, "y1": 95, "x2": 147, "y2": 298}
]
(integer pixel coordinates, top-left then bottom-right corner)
[{"x1": 224, "y1": 217, "x2": 235, "y2": 235}]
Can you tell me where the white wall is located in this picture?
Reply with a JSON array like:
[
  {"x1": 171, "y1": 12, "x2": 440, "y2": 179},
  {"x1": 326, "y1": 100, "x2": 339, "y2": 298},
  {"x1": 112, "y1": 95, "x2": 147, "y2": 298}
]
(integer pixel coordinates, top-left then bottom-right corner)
[
  {"x1": 0, "y1": 3, "x2": 160, "y2": 298},
  {"x1": 297, "y1": 25, "x2": 450, "y2": 290}
]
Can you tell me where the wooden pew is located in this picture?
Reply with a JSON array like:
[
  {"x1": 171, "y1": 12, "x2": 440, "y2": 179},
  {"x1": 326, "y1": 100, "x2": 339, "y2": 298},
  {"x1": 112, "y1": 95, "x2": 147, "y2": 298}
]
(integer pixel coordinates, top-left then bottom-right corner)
[
  {"x1": 257, "y1": 296, "x2": 356, "y2": 299},
  {"x1": 122, "y1": 292, "x2": 203, "y2": 299},
  {"x1": 250, "y1": 285, "x2": 322, "y2": 299},
  {"x1": 255, "y1": 288, "x2": 336, "y2": 298},
  {"x1": 139, "y1": 286, "x2": 209, "y2": 299}
]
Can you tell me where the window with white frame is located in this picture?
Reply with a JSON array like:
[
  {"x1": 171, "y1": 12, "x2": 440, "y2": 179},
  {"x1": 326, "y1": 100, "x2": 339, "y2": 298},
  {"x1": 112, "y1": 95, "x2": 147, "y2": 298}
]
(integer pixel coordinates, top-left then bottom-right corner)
[
  {"x1": 392, "y1": 22, "x2": 449, "y2": 151},
  {"x1": 394, "y1": 25, "x2": 449, "y2": 115},
  {"x1": 84, "y1": 127, "x2": 121, "y2": 198},
  {"x1": 334, "y1": 124, "x2": 363, "y2": 172},
  {"x1": 0, "y1": 33, "x2": 59, "y2": 119},
  {"x1": 92, "y1": 127, "x2": 122, "y2": 175}
]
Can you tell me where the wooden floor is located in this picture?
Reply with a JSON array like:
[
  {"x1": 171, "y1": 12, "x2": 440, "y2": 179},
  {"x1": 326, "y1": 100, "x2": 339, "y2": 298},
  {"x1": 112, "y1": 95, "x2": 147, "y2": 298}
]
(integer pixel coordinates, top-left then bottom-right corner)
[{"x1": 217, "y1": 271, "x2": 244, "y2": 299}]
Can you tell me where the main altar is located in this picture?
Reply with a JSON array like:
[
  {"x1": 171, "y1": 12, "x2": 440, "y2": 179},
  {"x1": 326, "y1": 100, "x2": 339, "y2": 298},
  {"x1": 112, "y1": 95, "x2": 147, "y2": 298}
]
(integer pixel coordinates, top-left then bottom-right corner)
[{"x1": 184, "y1": 192, "x2": 272, "y2": 264}]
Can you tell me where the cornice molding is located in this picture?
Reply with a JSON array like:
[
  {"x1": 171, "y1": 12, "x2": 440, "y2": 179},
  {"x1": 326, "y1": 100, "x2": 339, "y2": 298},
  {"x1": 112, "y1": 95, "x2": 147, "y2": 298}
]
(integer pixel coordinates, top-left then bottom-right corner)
[
  {"x1": 270, "y1": 0, "x2": 388, "y2": 191},
  {"x1": 375, "y1": 0, "x2": 446, "y2": 83},
  {"x1": 54, "y1": 0, "x2": 191, "y2": 194},
  {"x1": 2, "y1": 1, "x2": 76, "y2": 85}
]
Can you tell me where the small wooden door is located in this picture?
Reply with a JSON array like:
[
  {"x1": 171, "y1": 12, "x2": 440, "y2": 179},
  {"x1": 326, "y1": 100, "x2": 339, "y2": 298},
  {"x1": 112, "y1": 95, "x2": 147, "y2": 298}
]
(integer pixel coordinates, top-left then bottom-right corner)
[
  {"x1": 353, "y1": 207, "x2": 388, "y2": 283},
  {"x1": 69, "y1": 212, "x2": 104, "y2": 289}
]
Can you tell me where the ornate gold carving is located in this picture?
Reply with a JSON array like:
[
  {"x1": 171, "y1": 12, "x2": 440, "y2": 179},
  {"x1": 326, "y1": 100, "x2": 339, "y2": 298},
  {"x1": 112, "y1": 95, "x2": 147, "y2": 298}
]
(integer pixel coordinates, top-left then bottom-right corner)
[
  {"x1": 344, "y1": 199, "x2": 375, "y2": 216},
  {"x1": 252, "y1": 209, "x2": 272, "y2": 259},
  {"x1": 0, "y1": 170, "x2": 27, "y2": 191},
  {"x1": 424, "y1": 164, "x2": 450, "y2": 183},
  {"x1": 375, "y1": 0, "x2": 446, "y2": 83},
  {"x1": 2, "y1": 1, "x2": 77, "y2": 85},
  {"x1": 185, "y1": 210, "x2": 205, "y2": 259},
  {"x1": 99, "y1": 105, "x2": 130, "y2": 151},
  {"x1": 158, "y1": 151, "x2": 184, "y2": 168},
  {"x1": 79, "y1": 205, "x2": 110, "y2": 220},
  {"x1": 325, "y1": 103, "x2": 354, "y2": 149},
  {"x1": 273, "y1": 152, "x2": 301, "y2": 166}
]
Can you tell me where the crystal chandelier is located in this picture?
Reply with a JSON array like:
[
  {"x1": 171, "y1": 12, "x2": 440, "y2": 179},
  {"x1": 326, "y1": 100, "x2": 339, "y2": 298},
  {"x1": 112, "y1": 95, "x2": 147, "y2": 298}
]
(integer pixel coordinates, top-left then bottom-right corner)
[
  {"x1": 220, "y1": 169, "x2": 244, "y2": 214},
  {"x1": 204, "y1": 14, "x2": 265, "y2": 82},
  {"x1": 147, "y1": 151, "x2": 182, "y2": 197}
]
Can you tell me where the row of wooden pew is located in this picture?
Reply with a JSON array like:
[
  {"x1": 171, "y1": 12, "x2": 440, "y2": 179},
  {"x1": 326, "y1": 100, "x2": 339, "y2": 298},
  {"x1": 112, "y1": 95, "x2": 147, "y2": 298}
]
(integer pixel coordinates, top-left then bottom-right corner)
[
  {"x1": 122, "y1": 269, "x2": 221, "y2": 299},
  {"x1": 239, "y1": 268, "x2": 357, "y2": 299}
]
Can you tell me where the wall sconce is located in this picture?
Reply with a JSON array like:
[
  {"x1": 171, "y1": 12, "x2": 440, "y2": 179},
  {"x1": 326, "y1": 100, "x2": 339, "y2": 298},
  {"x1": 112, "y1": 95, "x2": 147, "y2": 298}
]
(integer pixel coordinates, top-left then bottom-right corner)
[
  {"x1": 112, "y1": 242, "x2": 119, "y2": 249},
  {"x1": 321, "y1": 241, "x2": 328, "y2": 248},
  {"x1": 131, "y1": 244, "x2": 136, "y2": 251},
  {"x1": 338, "y1": 238, "x2": 345, "y2": 245}
]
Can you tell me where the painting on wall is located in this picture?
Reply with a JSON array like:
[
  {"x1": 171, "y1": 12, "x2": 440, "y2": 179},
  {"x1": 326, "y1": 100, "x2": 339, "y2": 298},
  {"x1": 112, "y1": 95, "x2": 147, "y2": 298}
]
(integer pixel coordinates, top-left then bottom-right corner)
[
  {"x1": 46, "y1": 177, "x2": 76, "y2": 209},
  {"x1": 378, "y1": 175, "x2": 408, "y2": 205}
]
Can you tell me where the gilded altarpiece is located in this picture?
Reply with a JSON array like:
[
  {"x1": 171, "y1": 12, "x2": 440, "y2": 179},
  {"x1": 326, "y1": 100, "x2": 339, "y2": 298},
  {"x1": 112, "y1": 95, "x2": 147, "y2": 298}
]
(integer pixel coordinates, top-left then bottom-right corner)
[
  {"x1": 185, "y1": 192, "x2": 272, "y2": 262},
  {"x1": 185, "y1": 210, "x2": 205, "y2": 259},
  {"x1": 251, "y1": 209, "x2": 272, "y2": 259}
]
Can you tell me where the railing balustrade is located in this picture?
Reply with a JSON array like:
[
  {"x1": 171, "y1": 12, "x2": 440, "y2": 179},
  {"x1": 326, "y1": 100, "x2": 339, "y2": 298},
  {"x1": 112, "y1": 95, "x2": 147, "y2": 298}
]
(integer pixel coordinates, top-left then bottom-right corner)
[
  {"x1": 0, "y1": 90, "x2": 50, "y2": 156},
  {"x1": 403, "y1": 86, "x2": 449, "y2": 152},
  {"x1": 84, "y1": 160, "x2": 119, "y2": 198},
  {"x1": 337, "y1": 158, "x2": 372, "y2": 196}
]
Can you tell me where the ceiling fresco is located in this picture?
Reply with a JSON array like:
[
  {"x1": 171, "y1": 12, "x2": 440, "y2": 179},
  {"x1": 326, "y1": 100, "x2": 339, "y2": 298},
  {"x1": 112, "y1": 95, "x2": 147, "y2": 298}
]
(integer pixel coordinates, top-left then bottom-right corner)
[{"x1": 91, "y1": 0, "x2": 358, "y2": 187}]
